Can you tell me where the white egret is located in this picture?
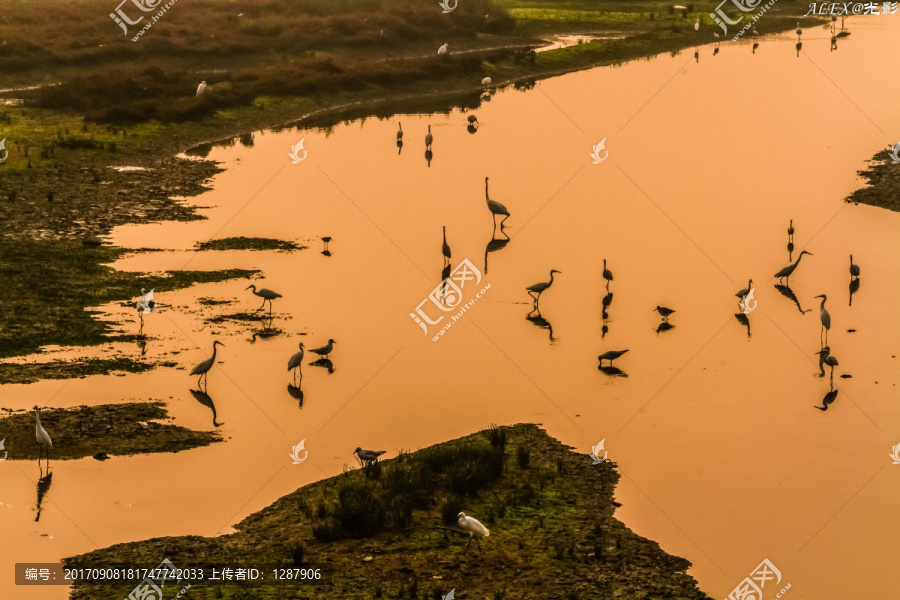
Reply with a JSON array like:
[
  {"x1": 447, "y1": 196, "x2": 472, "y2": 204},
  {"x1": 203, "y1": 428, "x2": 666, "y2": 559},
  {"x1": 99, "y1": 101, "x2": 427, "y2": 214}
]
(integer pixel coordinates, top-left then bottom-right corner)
[
  {"x1": 288, "y1": 343, "x2": 305, "y2": 382},
  {"x1": 602, "y1": 259, "x2": 613, "y2": 289},
  {"x1": 598, "y1": 349, "x2": 629, "y2": 366},
  {"x1": 485, "y1": 177, "x2": 510, "y2": 227},
  {"x1": 774, "y1": 250, "x2": 812, "y2": 283},
  {"x1": 849, "y1": 255, "x2": 860, "y2": 279},
  {"x1": 481, "y1": 76, "x2": 492, "y2": 86},
  {"x1": 136, "y1": 288, "x2": 157, "y2": 314},
  {"x1": 814, "y1": 294, "x2": 831, "y2": 343},
  {"x1": 653, "y1": 306, "x2": 676, "y2": 320},
  {"x1": 196, "y1": 81, "x2": 207, "y2": 96},
  {"x1": 190, "y1": 340, "x2": 224, "y2": 387},
  {"x1": 309, "y1": 339, "x2": 335, "y2": 358},
  {"x1": 694, "y1": 19, "x2": 699, "y2": 31},
  {"x1": 526, "y1": 269, "x2": 561, "y2": 305},
  {"x1": 437, "y1": 43, "x2": 448, "y2": 55},
  {"x1": 457, "y1": 511, "x2": 489, "y2": 554},
  {"x1": 354, "y1": 447, "x2": 386, "y2": 464},
  {"x1": 34, "y1": 406, "x2": 52, "y2": 466},
  {"x1": 425, "y1": 125, "x2": 433, "y2": 150},
  {"x1": 714, "y1": 32, "x2": 720, "y2": 41},
  {"x1": 246, "y1": 284, "x2": 282, "y2": 312}
]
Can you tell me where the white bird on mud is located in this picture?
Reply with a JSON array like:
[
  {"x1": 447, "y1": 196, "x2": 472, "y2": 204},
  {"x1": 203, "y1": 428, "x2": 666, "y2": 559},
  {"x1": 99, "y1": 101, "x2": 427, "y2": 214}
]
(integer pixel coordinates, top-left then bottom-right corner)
[
  {"x1": 196, "y1": 81, "x2": 207, "y2": 96},
  {"x1": 694, "y1": 19, "x2": 700, "y2": 31},
  {"x1": 246, "y1": 284, "x2": 282, "y2": 312},
  {"x1": 288, "y1": 343, "x2": 305, "y2": 382},
  {"x1": 438, "y1": 43, "x2": 448, "y2": 55},
  {"x1": 136, "y1": 288, "x2": 157, "y2": 314},
  {"x1": 457, "y1": 512, "x2": 489, "y2": 554},
  {"x1": 484, "y1": 177, "x2": 510, "y2": 227},
  {"x1": 481, "y1": 76, "x2": 492, "y2": 86},
  {"x1": 190, "y1": 340, "x2": 224, "y2": 387},
  {"x1": 34, "y1": 406, "x2": 52, "y2": 466}
]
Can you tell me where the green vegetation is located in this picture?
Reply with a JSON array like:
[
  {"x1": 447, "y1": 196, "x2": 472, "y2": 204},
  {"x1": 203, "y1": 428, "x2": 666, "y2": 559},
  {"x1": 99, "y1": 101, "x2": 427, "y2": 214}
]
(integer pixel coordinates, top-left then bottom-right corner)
[
  {"x1": 196, "y1": 237, "x2": 306, "y2": 252},
  {"x1": 847, "y1": 148, "x2": 900, "y2": 212},
  {"x1": 0, "y1": 357, "x2": 152, "y2": 385},
  {"x1": 66, "y1": 425, "x2": 711, "y2": 599},
  {"x1": 0, "y1": 402, "x2": 221, "y2": 460}
]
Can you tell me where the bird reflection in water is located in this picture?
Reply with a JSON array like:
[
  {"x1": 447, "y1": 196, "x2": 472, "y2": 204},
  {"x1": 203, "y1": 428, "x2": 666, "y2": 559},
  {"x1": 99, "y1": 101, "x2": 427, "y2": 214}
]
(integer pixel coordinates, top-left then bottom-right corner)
[
  {"x1": 526, "y1": 307, "x2": 556, "y2": 343},
  {"x1": 795, "y1": 41, "x2": 802, "y2": 57},
  {"x1": 440, "y1": 263, "x2": 452, "y2": 305},
  {"x1": 396, "y1": 140, "x2": 403, "y2": 155},
  {"x1": 734, "y1": 312, "x2": 751, "y2": 338},
  {"x1": 310, "y1": 357, "x2": 335, "y2": 374},
  {"x1": 425, "y1": 149, "x2": 433, "y2": 168},
  {"x1": 814, "y1": 387, "x2": 839, "y2": 411},
  {"x1": 774, "y1": 283, "x2": 810, "y2": 314},
  {"x1": 601, "y1": 292, "x2": 613, "y2": 339},
  {"x1": 849, "y1": 277, "x2": 860, "y2": 306},
  {"x1": 656, "y1": 321, "x2": 675, "y2": 334},
  {"x1": 598, "y1": 365, "x2": 627, "y2": 378},
  {"x1": 483, "y1": 228, "x2": 509, "y2": 274},
  {"x1": 287, "y1": 382, "x2": 305, "y2": 407},
  {"x1": 321, "y1": 236, "x2": 333, "y2": 257},
  {"x1": 35, "y1": 466, "x2": 53, "y2": 522},
  {"x1": 190, "y1": 388, "x2": 223, "y2": 427},
  {"x1": 249, "y1": 315, "x2": 280, "y2": 342}
]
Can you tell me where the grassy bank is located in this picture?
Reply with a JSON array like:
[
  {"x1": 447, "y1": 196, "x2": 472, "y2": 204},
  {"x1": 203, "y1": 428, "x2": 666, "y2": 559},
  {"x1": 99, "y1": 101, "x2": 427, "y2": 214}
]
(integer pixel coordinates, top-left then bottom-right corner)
[
  {"x1": 0, "y1": 402, "x2": 220, "y2": 460},
  {"x1": 67, "y1": 424, "x2": 712, "y2": 599},
  {"x1": 847, "y1": 148, "x2": 900, "y2": 212}
]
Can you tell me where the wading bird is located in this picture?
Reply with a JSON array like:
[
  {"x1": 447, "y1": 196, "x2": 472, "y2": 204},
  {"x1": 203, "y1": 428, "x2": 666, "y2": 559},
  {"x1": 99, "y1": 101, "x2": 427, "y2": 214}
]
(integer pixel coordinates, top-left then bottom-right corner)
[
  {"x1": 309, "y1": 338, "x2": 335, "y2": 358},
  {"x1": 396, "y1": 122, "x2": 403, "y2": 142},
  {"x1": 457, "y1": 511, "x2": 489, "y2": 555},
  {"x1": 481, "y1": 76, "x2": 492, "y2": 87},
  {"x1": 815, "y1": 294, "x2": 831, "y2": 343},
  {"x1": 467, "y1": 114, "x2": 478, "y2": 126},
  {"x1": 34, "y1": 406, "x2": 52, "y2": 467},
  {"x1": 425, "y1": 125, "x2": 433, "y2": 150},
  {"x1": 526, "y1": 270, "x2": 561, "y2": 306},
  {"x1": 246, "y1": 284, "x2": 282, "y2": 313},
  {"x1": 196, "y1": 81, "x2": 207, "y2": 96},
  {"x1": 736, "y1": 279, "x2": 753, "y2": 302},
  {"x1": 598, "y1": 349, "x2": 629, "y2": 366},
  {"x1": 796, "y1": 21, "x2": 802, "y2": 37},
  {"x1": 190, "y1": 340, "x2": 223, "y2": 387},
  {"x1": 288, "y1": 342, "x2": 305, "y2": 383},
  {"x1": 485, "y1": 177, "x2": 510, "y2": 227},
  {"x1": 849, "y1": 255, "x2": 860, "y2": 280},
  {"x1": 136, "y1": 288, "x2": 157, "y2": 314},
  {"x1": 816, "y1": 347, "x2": 838, "y2": 381},
  {"x1": 694, "y1": 19, "x2": 700, "y2": 31},
  {"x1": 774, "y1": 250, "x2": 812, "y2": 283},
  {"x1": 442, "y1": 226, "x2": 452, "y2": 267},
  {"x1": 653, "y1": 306, "x2": 676, "y2": 321},
  {"x1": 354, "y1": 447, "x2": 386, "y2": 464},
  {"x1": 438, "y1": 43, "x2": 448, "y2": 56},
  {"x1": 321, "y1": 236, "x2": 333, "y2": 256},
  {"x1": 602, "y1": 259, "x2": 613, "y2": 289}
]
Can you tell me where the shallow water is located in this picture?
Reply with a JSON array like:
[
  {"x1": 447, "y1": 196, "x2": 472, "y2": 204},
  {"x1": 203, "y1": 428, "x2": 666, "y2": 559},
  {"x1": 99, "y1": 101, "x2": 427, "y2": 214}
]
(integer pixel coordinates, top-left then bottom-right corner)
[{"x1": 2, "y1": 16, "x2": 900, "y2": 600}]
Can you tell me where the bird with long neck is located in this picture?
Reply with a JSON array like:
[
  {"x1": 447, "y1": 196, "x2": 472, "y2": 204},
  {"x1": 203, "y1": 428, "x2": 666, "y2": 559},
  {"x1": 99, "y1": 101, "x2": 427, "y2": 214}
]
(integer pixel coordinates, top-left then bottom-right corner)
[
  {"x1": 814, "y1": 294, "x2": 831, "y2": 344},
  {"x1": 396, "y1": 122, "x2": 403, "y2": 141},
  {"x1": 190, "y1": 340, "x2": 224, "y2": 387},
  {"x1": 774, "y1": 250, "x2": 812, "y2": 283},
  {"x1": 526, "y1": 269, "x2": 560, "y2": 306},
  {"x1": 849, "y1": 255, "x2": 859, "y2": 280},
  {"x1": 425, "y1": 125, "x2": 433, "y2": 150},
  {"x1": 736, "y1": 279, "x2": 752, "y2": 300},
  {"x1": 441, "y1": 226, "x2": 451, "y2": 267},
  {"x1": 484, "y1": 177, "x2": 510, "y2": 228},
  {"x1": 602, "y1": 259, "x2": 613, "y2": 289},
  {"x1": 34, "y1": 406, "x2": 52, "y2": 467}
]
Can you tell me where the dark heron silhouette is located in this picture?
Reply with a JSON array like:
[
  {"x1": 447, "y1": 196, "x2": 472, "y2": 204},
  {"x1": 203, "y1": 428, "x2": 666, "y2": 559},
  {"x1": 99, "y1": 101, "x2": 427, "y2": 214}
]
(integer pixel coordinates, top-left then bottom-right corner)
[
  {"x1": 526, "y1": 270, "x2": 561, "y2": 307},
  {"x1": 190, "y1": 340, "x2": 223, "y2": 387},
  {"x1": 35, "y1": 467, "x2": 53, "y2": 522},
  {"x1": 355, "y1": 448, "x2": 386, "y2": 465},
  {"x1": 734, "y1": 312, "x2": 751, "y2": 337},
  {"x1": 849, "y1": 255, "x2": 860, "y2": 280},
  {"x1": 814, "y1": 294, "x2": 831, "y2": 344},
  {"x1": 598, "y1": 349, "x2": 629, "y2": 366},
  {"x1": 485, "y1": 177, "x2": 510, "y2": 228},
  {"x1": 653, "y1": 306, "x2": 675, "y2": 321},
  {"x1": 736, "y1": 279, "x2": 753, "y2": 303},
  {"x1": 814, "y1": 388, "x2": 839, "y2": 411},
  {"x1": 190, "y1": 388, "x2": 223, "y2": 427},
  {"x1": 816, "y1": 347, "x2": 839, "y2": 382},
  {"x1": 288, "y1": 342, "x2": 305, "y2": 383},
  {"x1": 425, "y1": 125, "x2": 433, "y2": 150},
  {"x1": 442, "y1": 226, "x2": 452, "y2": 267},
  {"x1": 483, "y1": 228, "x2": 509, "y2": 274},
  {"x1": 774, "y1": 250, "x2": 812, "y2": 283},
  {"x1": 602, "y1": 259, "x2": 613, "y2": 289},
  {"x1": 246, "y1": 284, "x2": 282, "y2": 313},
  {"x1": 787, "y1": 219, "x2": 794, "y2": 241}
]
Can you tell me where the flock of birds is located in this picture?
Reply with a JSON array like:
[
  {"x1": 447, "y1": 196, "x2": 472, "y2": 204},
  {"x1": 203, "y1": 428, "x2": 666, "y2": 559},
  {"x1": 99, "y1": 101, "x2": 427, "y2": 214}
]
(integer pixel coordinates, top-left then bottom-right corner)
[{"x1": 698, "y1": 15, "x2": 850, "y2": 61}]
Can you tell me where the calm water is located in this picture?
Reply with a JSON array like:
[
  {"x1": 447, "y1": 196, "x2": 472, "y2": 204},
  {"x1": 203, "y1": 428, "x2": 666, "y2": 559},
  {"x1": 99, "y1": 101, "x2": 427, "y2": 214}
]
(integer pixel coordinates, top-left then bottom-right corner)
[{"x1": 2, "y1": 16, "x2": 900, "y2": 600}]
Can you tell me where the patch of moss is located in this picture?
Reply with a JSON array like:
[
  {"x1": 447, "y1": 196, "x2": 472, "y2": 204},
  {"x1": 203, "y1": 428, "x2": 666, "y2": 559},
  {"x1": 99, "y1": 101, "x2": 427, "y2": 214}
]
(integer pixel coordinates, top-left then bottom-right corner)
[
  {"x1": 196, "y1": 237, "x2": 305, "y2": 252},
  {"x1": 0, "y1": 402, "x2": 220, "y2": 461},
  {"x1": 0, "y1": 357, "x2": 152, "y2": 385},
  {"x1": 846, "y1": 148, "x2": 900, "y2": 212},
  {"x1": 66, "y1": 425, "x2": 711, "y2": 600}
]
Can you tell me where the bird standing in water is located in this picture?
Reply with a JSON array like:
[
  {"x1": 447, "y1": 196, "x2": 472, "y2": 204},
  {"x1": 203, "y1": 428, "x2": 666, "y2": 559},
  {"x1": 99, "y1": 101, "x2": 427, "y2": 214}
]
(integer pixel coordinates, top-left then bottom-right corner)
[
  {"x1": 425, "y1": 125, "x2": 433, "y2": 150},
  {"x1": 653, "y1": 306, "x2": 676, "y2": 321},
  {"x1": 598, "y1": 349, "x2": 629, "y2": 366},
  {"x1": 442, "y1": 226, "x2": 451, "y2": 267},
  {"x1": 774, "y1": 250, "x2": 812, "y2": 283},
  {"x1": 526, "y1": 270, "x2": 561, "y2": 306},
  {"x1": 190, "y1": 340, "x2": 224, "y2": 387},
  {"x1": 288, "y1": 343, "x2": 305, "y2": 383},
  {"x1": 602, "y1": 259, "x2": 613, "y2": 290},
  {"x1": 814, "y1": 294, "x2": 831, "y2": 344},
  {"x1": 246, "y1": 284, "x2": 282, "y2": 313},
  {"x1": 310, "y1": 339, "x2": 336, "y2": 358},
  {"x1": 484, "y1": 177, "x2": 510, "y2": 228},
  {"x1": 34, "y1": 406, "x2": 52, "y2": 467}
]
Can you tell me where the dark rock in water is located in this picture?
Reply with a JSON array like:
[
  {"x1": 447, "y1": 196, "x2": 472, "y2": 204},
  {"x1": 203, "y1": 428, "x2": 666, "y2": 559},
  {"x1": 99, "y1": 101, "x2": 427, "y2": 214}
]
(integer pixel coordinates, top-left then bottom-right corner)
[
  {"x1": 847, "y1": 329, "x2": 856, "y2": 333},
  {"x1": 839, "y1": 374, "x2": 852, "y2": 378},
  {"x1": 93, "y1": 452, "x2": 110, "y2": 461}
]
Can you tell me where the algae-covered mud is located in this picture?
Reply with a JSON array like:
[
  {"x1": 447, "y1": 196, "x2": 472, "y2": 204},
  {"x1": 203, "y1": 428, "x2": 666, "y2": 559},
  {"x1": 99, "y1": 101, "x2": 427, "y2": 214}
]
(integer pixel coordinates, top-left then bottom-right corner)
[
  {"x1": 67, "y1": 425, "x2": 710, "y2": 600},
  {"x1": 847, "y1": 147, "x2": 900, "y2": 212}
]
